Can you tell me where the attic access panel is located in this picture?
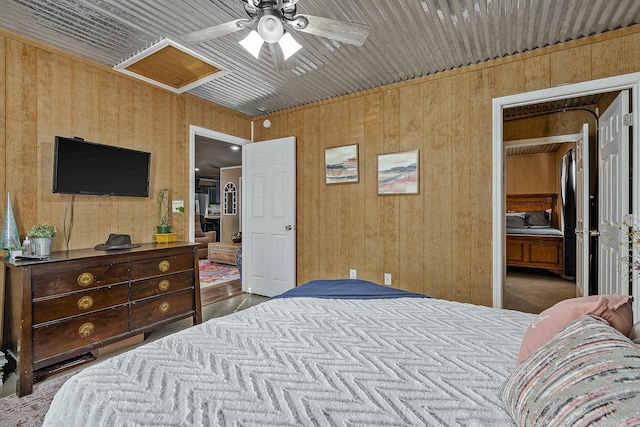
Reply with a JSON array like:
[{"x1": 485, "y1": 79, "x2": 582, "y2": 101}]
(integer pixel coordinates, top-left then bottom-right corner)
[{"x1": 113, "y1": 39, "x2": 229, "y2": 93}]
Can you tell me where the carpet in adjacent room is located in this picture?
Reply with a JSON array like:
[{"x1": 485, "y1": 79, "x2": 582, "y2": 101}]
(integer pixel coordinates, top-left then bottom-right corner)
[{"x1": 199, "y1": 259, "x2": 240, "y2": 288}]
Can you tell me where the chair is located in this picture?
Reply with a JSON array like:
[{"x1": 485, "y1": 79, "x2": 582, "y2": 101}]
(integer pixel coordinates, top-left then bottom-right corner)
[{"x1": 194, "y1": 214, "x2": 216, "y2": 259}]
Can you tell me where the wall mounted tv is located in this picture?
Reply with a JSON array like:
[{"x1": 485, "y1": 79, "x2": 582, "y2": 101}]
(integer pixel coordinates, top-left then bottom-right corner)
[{"x1": 53, "y1": 136, "x2": 151, "y2": 197}]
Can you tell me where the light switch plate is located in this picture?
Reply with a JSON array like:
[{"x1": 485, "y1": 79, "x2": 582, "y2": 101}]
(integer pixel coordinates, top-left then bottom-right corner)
[{"x1": 172, "y1": 200, "x2": 184, "y2": 213}]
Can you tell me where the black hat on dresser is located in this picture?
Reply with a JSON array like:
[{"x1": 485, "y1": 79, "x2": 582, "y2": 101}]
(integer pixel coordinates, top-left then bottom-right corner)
[{"x1": 94, "y1": 233, "x2": 141, "y2": 251}]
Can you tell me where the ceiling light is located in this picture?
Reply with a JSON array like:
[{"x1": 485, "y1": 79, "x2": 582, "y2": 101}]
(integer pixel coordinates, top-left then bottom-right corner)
[
  {"x1": 240, "y1": 16, "x2": 301, "y2": 61},
  {"x1": 278, "y1": 32, "x2": 302, "y2": 60},
  {"x1": 230, "y1": 145, "x2": 240, "y2": 151},
  {"x1": 257, "y1": 15, "x2": 284, "y2": 43},
  {"x1": 239, "y1": 30, "x2": 264, "y2": 58}
]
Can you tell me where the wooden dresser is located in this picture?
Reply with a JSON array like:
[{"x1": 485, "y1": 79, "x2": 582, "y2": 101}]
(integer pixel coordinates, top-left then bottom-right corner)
[{"x1": 1, "y1": 242, "x2": 201, "y2": 396}]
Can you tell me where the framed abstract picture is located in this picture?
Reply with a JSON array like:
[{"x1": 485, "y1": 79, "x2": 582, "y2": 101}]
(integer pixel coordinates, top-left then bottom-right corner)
[
  {"x1": 325, "y1": 144, "x2": 359, "y2": 184},
  {"x1": 377, "y1": 149, "x2": 420, "y2": 195}
]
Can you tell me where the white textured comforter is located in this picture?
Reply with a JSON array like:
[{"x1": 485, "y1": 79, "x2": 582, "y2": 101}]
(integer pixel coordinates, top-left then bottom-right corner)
[{"x1": 43, "y1": 297, "x2": 534, "y2": 426}]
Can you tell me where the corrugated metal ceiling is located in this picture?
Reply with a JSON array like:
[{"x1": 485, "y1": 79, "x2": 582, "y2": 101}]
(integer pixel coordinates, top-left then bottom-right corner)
[
  {"x1": 505, "y1": 143, "x2": 563, "y2": 157},
  {"x1": 1, "y1": 0, "x2": 639, "y2": 117}
]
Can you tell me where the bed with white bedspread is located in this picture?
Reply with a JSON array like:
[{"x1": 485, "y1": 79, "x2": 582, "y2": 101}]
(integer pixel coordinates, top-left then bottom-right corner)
[{"x1": 43, "y1": 280, "x2": 535, "y2": 426}]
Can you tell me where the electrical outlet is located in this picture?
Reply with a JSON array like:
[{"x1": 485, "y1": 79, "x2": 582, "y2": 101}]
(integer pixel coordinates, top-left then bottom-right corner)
[
  {"x1": 384, "y1": 273, "x2": 392, "y2": 286},
  {"x1": 349, "y1": 269, "x2": 357, "y2": 279}
]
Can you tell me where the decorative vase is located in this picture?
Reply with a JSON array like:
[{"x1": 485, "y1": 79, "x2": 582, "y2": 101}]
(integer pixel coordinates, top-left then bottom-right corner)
[
  {"x1": 1, "y1": 192, "x2": 20, "y2": 251},
  {"x1": 32, "y1": 237, "x2": 52, "y2": 256}
]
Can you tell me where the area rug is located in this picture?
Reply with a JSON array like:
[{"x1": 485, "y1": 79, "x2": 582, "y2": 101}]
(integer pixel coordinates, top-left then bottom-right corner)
[
  {"x1": 0, "y1": 372, "x2": 75, "y2": 427},
  {"x1": 199, "y1": 259, "x2": 240, "y2": 288}
]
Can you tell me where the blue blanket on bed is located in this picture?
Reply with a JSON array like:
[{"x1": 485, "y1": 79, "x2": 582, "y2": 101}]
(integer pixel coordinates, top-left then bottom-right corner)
[{"x1": 270, "y1": 279, "x2": 429, "y2": 300}]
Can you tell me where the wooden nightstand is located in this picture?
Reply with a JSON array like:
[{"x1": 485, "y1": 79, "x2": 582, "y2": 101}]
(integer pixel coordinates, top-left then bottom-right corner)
[{"x1": 208, "y1": 242, "x2": 241, "y2": 265}]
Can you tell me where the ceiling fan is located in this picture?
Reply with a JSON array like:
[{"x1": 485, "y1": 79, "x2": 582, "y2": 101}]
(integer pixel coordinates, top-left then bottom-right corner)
[{"x1": 181, "y1": 0, "x2": 370, "y2": 69}]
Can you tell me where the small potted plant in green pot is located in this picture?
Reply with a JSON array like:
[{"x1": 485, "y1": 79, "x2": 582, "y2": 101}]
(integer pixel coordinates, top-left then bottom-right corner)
[
  {"x1": 156, "y1": 188, "x2": 172, "y2": 234},
  {"x1": 28, "y1": 223, "x2": 57, "y2": 256}
]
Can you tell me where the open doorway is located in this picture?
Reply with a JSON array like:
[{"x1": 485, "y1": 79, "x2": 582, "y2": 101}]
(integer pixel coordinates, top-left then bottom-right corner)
[
  {"x1": 501, "y1": 132, "x2": 585, "y2": 313},
  {"x1": 492, "y1": 72, "x2": 640, "y2": 319},
  {"x1": 189, "y1": 126, "x2": 250, "y2": 305}
]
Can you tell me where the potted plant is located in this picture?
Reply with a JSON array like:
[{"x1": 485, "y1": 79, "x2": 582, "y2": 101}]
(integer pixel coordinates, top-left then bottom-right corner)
[
  {"x1": 6, "y1": 243, "x2": 22, "y2": 259},
  {"x1": 156, "y1": 188, "x2": 172, "y2": 234},
  {"x1": 28, "y1": 223, "x2": 57, "y2": 256}
]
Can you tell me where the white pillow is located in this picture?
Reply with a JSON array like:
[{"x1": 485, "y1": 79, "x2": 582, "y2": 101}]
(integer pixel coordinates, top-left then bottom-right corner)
[{"x1": 630, "y1": 320, "x2": 640, "y2": 344}]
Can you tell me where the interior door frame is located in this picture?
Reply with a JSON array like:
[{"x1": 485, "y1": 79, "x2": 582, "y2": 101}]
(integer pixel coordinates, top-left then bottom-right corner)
[
  {"x1": 188, "y1": 125, "x2": 251, "y2": 241},
  {"x1": 492, "y1": 72, "x2": 640, "y2": 318}
]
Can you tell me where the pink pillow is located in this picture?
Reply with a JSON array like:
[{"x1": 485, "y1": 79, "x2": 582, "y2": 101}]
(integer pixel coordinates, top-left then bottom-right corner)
[{"x1": 517, "y1": 294, "x2": 634, "y2": 365}]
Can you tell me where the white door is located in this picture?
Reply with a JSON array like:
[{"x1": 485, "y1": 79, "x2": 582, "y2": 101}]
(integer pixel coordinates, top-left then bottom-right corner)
[
  {"x1": 575, "y1": 123, "x2": 590, "y2": 297},
  {"x1": 242, "y1": 137, "x2": 296, "y2": 297},
  {"x1": 598, "y1": 91, "x2": 630, "y2": 295}
]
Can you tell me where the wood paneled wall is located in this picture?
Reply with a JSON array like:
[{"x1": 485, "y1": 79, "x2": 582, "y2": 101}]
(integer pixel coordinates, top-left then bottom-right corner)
[
  {"x1": 4, "y1": 25, "x2": 640, "y2": 307},
  {"x1": 254, "y1": 26, "x2": 640, "y2": 306},
  {"x1": 0, "y1": 30, "x2": 251, "y2": 253},
  {"x1": 505, "y1": 142, "x2": 575, "y2": 227},
  {"x1": 506, "y1": 154, "x2": 558, "y2": 195}
]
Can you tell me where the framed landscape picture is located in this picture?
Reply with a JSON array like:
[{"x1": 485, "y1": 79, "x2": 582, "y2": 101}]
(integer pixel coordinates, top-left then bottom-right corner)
[
  {"x1": 377, "y1": 149, "x2": 419, "y2": 195},
  {"x1": 325, "y1": 144, "x2": 359, "y2": 184}
]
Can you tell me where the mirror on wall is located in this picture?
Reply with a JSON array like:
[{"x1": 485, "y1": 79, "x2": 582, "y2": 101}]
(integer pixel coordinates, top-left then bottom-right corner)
[{"x1": 223, "y1": 182, "x2": 237, "y2": 215}]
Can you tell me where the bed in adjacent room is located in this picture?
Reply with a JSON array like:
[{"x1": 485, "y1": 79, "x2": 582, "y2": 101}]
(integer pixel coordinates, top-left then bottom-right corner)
[
  {"x1": 505, "y1": 193, "x2": 564, "y2": 275},
  {"x1": 43, "y1": 279, "x2": 536, "y2": 426}
]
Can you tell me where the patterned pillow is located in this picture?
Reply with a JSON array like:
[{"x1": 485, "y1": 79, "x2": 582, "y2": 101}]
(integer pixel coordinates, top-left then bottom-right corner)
[
  {"x1": 502, "y1": 315, "x2": 640, "y2": 426},
  {"x1": 525, "y1": 210, "x2": 552, "y2": 228},
  {"x1": 631, "y1": 321, "x2": 640, "y2": 344},
  {"x1": 506, "y1": 212, "x2": 526, "y2": 228}
]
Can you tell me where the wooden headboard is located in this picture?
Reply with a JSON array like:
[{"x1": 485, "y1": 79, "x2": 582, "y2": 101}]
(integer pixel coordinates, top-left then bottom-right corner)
[{"x1": 506, "y1": 193, "x2": 556, "y2": 212}]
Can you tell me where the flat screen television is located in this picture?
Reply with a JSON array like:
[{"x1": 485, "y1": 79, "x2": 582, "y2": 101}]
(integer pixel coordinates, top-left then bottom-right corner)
[{"x1": 53, "y1": 136, "x2": 151, "y2": 197}]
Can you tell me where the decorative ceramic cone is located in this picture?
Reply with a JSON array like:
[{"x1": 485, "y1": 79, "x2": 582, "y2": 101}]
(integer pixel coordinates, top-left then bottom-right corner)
[{"x1": 1, "y1": 192, "x2": 20, "y2": 249}]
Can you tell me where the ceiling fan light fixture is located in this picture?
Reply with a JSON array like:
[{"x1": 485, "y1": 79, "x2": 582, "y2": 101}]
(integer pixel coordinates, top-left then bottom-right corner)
[
  {"x1": 278, "y1": 32, "x2": 302, "y2": 60},
  {"x1": 257, "y1": 14, "x2": 284, "y2": 43},
  {"x1": 239, "y1": 30, "x2": 264, "y2": 58}
]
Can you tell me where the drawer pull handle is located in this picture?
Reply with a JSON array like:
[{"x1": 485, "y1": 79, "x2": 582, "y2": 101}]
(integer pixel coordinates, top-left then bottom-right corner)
[
  {"x1": 158, "y1": 280, "x2": 170, "y2": 292},
  {"x1": 158, "y1": 260, "x2": 170, "y2": 272},
  {"x1": 159, "y1": 302, "x2": 170, "y2": 313},
  {"x1": 78, "y1": 322, "x2": 95, "y2": 338},
  {"x1": 77, "y1": 272, "x2": 95, "y2": 287},
  {"x1": 77, "y1": 296, "x2": 94, "y2": 310}
]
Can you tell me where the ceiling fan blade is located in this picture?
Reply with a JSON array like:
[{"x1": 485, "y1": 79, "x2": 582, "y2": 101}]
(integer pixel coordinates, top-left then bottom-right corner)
[
  {"x1": 181, "y1": 19, "x2": 249, "y2": 43},
  {"x1": 268, "y1": 43, "x2": 294, "y2": 72},
  {"x1": 288, "y1": 14, "x2": 370, "y2": 46}
]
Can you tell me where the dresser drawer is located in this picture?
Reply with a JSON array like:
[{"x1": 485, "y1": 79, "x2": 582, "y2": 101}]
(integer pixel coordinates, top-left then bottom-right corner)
[
  {"x1": 33, "y1": 306, "x2": 129, "y2": 363},
  {"x1": 130, "y1": 271, "x2": 194, "y2": 301},
  {"x1": 32, "y1": 284, "x2": 129, "y2": 326},
  {"x1": 130, "y1": 254, "x2": 193, "y2": 280},
  {"x1": 32, "y1": 263, "x2": 129, "y2": 299},
  {"x1": 130, "y1": 289, "x2": 194, "y2": 330}
]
